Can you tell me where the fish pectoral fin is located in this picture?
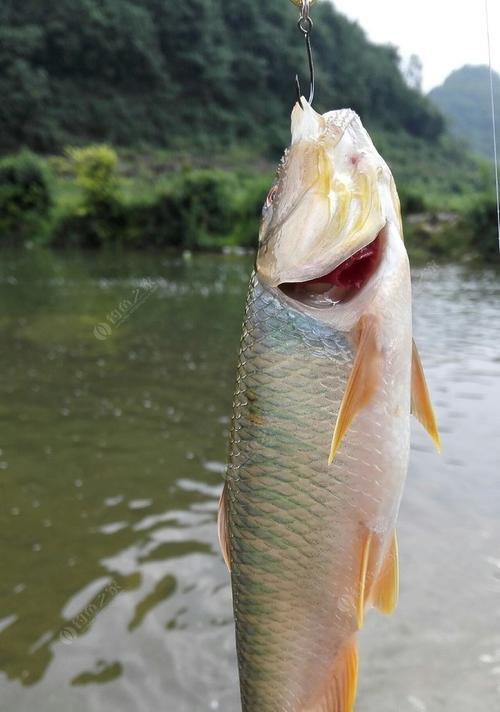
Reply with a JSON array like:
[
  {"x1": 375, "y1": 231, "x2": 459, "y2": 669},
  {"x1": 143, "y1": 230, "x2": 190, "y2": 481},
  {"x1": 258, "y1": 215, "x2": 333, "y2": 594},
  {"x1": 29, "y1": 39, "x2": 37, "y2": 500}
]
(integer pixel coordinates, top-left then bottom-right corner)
[
  {"x1": 411, "y1": 340, "x2": 441, "y2": 453},
  {"x1": 371, "y1": 530, "x2": 399, "y2": 616},
  {"x1": 305, "y1": 637, "x2": 358, "y2": 712},
  {"x1": 329, "y1": 314, "x2": 382, "y2": 464},
  {"x1": 217, "y1": 483, "x2": 231, "y2": 571}
]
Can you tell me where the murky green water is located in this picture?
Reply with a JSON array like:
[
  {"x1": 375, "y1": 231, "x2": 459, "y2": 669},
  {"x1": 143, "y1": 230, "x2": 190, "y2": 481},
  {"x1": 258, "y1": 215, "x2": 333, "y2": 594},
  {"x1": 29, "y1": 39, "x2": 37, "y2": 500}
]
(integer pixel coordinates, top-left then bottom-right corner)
[{"x1": 0, "y1": 250, "x2": 499, "y2": 712}]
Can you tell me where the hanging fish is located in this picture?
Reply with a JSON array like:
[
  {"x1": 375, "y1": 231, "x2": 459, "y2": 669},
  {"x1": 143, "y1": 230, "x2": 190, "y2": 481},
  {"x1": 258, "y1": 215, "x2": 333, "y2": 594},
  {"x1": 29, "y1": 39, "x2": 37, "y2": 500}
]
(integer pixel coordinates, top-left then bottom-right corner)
[{"x1": 219, "y1": 100, "x2": 440, "y2": 712}]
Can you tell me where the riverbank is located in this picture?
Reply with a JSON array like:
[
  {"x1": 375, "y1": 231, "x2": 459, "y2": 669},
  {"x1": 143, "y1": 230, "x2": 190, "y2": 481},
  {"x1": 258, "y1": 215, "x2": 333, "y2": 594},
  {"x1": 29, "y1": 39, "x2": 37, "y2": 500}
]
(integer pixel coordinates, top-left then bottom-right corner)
[{"x1": 0, "y1": 145, "x2": 498, "y2": 261}]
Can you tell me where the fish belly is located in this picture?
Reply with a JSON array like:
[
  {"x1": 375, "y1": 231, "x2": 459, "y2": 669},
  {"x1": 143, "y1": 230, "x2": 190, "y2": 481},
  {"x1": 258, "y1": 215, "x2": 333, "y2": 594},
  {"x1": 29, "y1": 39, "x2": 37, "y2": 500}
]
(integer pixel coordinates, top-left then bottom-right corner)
[{"x1": 226, "y1": 274, "x2": 410, "y2": 711}]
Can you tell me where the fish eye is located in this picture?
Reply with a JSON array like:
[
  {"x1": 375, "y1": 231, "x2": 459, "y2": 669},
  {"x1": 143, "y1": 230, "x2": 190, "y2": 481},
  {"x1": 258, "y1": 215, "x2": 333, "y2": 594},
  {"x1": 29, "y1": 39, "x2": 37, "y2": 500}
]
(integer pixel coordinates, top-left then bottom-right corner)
[{"x1": 262, "y1": 185, "x2": 278, "y2": 216}]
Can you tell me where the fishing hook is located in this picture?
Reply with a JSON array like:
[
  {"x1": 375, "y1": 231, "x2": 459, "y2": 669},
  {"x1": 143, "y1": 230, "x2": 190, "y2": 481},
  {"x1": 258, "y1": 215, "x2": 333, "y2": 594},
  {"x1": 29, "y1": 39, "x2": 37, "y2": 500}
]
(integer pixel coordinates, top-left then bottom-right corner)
[{"x1": 295, "y1": 0, "x2": 315, "y2": 109}]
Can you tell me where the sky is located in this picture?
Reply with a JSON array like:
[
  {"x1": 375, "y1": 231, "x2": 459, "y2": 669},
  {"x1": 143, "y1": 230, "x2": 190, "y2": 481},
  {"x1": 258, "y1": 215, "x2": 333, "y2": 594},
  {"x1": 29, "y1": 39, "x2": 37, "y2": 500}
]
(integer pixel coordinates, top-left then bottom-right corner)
[{"x1": 331, "y1": 0, "x2": 500, "y2": 91}]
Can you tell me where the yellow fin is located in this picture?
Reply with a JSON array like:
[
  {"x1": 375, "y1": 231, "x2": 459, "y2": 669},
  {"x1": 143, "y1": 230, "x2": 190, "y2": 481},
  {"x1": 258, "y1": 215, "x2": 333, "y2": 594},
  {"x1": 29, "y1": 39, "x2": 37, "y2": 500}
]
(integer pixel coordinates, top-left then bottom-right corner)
[
  {"x1": 217, "y1": 483, "x2": 231, "y2": 571},
  {"x1": 356, "y1": 530, "x2": 373, "y2": 629},
  {"x1": 372, "y1": 531, "x2": 399, "y2": 616},
  {"x1": 411, "y1": 340, "x2": 441, "y2": 453},
  {"x1": 305, "y1": 637, "x2": 359, "y2": 712},
  {"x1": 329, "y1": 315, "x2": 381, "y2": 464}
]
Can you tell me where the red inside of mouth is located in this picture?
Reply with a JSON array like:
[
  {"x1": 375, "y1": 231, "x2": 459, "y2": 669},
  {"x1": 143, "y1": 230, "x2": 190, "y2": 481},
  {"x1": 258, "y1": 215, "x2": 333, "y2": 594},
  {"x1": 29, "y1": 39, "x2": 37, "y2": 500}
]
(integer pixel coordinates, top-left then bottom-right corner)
[
  {"x1": 304, "y1": 232, "x2": 382, "y2": 290},
  {"x1": 278, "y1": 231, "x2": 384, "y2": 308}
]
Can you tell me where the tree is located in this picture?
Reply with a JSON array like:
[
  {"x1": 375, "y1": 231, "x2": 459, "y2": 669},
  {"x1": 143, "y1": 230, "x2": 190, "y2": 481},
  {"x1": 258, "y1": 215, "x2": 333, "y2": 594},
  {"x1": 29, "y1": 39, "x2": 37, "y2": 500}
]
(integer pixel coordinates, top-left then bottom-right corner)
[
  {"x1": 0, "y1": 0, "x2": 445, "y2": 153},
  {"x1": 402, "y1": 54, "x2": 423, "y2": 92}
]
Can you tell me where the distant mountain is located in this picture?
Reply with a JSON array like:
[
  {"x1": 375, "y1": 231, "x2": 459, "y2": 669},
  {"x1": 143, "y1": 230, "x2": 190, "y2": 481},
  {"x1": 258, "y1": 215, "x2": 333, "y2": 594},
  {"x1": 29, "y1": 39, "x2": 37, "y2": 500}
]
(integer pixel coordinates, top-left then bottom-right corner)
[{"x1": 429, "y1": 65, "x2": 500, "y2": 158}]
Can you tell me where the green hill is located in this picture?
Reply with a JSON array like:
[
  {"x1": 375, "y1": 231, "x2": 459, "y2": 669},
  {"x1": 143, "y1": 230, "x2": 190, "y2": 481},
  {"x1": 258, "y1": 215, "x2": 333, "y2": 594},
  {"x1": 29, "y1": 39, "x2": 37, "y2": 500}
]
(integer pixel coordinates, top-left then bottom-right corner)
[
  {"x1": 1, "y1": 0, "x2": 491, "y2": 213},
  {"x1": 429, "y1": 65, "x2": 500, "y2": 158},
  {"x1": 1, "y1": 0, "x2": 444, "y2": 153},
  {"x1": 0, "y1": 1, "x2": 496, "y2": 260}
]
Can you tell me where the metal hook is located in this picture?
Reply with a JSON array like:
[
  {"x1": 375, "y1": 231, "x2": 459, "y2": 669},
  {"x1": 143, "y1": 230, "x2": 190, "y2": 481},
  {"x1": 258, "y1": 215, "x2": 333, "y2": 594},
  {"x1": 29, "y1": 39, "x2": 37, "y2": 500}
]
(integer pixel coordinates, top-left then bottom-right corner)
[{"x1": 295, "y1": 0, "x2": 315, "y2": 109}]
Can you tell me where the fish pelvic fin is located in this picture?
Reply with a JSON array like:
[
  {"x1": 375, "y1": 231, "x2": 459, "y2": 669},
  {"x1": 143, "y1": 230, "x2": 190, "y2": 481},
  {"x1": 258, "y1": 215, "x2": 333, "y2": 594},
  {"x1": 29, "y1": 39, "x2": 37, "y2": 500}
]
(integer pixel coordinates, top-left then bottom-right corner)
[
  {"x1": 304, "y1": 637, "x2": 359, "y2": 712},
  {"x1": 371, "y1": 530, "x2": 399, "y2": 616},
  {"x1": 411, "y1": 340, "x2": 441, "y2": 453},
  {"x1": 356, "y1": 529, "x2": 373, "y2": 629},
  {"x1": 328, "y1": 314, "x2": 382, "y2": 464},
  {"x1": 217, "y1": 483, "x2": 231, "y2": 571},
  {"x1": 356, "y1": 528, "x2": 399, "y2": 625}
]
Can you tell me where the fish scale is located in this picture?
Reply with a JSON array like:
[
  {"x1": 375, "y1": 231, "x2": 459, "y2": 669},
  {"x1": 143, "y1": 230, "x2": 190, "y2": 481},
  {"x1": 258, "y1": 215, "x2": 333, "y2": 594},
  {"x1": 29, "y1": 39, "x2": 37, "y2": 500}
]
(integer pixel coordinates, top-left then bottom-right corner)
[{"x1": 226, "y1": 274, "x2": 369, "y2": 711}]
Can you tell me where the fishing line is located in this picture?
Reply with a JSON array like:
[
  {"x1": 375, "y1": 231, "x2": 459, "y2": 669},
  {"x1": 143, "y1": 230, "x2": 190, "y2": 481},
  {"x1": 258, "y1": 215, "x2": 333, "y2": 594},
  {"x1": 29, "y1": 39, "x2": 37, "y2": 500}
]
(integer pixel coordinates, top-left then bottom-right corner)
[{"x1": 485, "y1": 0, "x2": 500, "y2": 252}]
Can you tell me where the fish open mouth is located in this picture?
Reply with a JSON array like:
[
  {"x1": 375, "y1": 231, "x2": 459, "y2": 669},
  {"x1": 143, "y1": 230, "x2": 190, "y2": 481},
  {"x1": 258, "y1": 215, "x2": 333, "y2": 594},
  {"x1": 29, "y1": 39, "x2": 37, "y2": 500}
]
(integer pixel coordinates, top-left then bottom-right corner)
[{"x1": 278, "y1": 230, "x2": 384, "y2": 308}]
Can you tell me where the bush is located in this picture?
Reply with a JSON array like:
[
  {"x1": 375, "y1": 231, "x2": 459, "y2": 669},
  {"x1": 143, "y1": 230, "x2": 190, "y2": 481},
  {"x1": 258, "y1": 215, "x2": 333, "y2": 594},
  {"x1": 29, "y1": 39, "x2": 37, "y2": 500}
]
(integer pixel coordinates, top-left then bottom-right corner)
[
  {"x1": 125, "y1": 193, "x2": 185, "y2": 248},
  {"x1": 398, "y1": 186, "x2": 427, "y2": 215},
  {"x1": 52, "y1": 201, "x2": 130, "y2": 249},
  {"x1": 231, "y1": 175, "x2": 270, "y2": 248},
  {"x1": 0, "y1": 150, "x2": 52, "y2": 240},
  {"x1": 461, "y1": 195, "x2": 500, "y2": 260},
  {"x1": 125, "y1": 171, "x2": 238, "y2": 249},
  {"x1": 53, "y1": 144, "x2": 123, "y2": 247},
  {"x1": 169, "y1": 170, "x2": 237, "y2": 248},
  {"x1": 52, "y1": 166, "x2": 241, "y2": 250},
  {"x1": 66, "y1": 144, "x2": 119, "y2": 207}
]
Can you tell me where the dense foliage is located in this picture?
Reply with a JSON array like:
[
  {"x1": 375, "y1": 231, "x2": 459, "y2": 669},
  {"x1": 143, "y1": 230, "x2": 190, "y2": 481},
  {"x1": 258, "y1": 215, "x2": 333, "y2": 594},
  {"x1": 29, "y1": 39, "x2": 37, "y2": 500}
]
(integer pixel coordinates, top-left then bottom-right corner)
[
  {"x1": 0, "y1": 151, "x2": 52, "y2": 239},
  {"x1": 0, "y1": 143, "x2": 493, "y2": 262},
  {"x1": 0, "y1": 2, "x2": 497, "y2": 260},
  {"x1": 0, "y1": 0, "x2": 445, "y2": 153},
  {"x1": 458, "y1": 195, "x2": 500, "y2": 260},
  {"x1": 66, "y1": 145, "x2": 120, "y2": 205},
  {"x1": 429, "y1": 65, "x2": 500, "y2": 158},
  {"x1": 48, "y1": 145, "x2": 265, "y2": 249}
]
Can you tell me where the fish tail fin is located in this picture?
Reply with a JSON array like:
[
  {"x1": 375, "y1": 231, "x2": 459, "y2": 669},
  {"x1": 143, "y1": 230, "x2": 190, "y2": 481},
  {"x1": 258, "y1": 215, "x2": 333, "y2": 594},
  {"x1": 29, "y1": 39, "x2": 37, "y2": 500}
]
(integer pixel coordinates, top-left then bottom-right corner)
[{"x1": 305, "y1": 637, "x2": 359, "y2": 712}]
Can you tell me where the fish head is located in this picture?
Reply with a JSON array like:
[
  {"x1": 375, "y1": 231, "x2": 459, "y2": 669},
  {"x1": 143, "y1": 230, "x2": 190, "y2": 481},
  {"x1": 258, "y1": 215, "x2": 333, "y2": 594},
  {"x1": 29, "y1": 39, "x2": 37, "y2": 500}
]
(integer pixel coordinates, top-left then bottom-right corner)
[{"x1": 257, "y1": 100, "x2": 403, "y2": 294}]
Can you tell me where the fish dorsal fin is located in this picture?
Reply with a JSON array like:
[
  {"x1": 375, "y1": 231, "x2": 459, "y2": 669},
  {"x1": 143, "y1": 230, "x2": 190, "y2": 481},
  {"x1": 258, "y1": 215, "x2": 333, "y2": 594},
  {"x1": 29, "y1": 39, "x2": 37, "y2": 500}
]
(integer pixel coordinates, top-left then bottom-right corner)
[
  {"x1": 217, "y1": 483, "x2": 231, "y2": 571},
  {"x1": 411, "y1": 340, "x2": 441, "y2": 453},
  {"x1": 305, "y1": 637, "x2": 359, "y2": 712},
  {"x1": 329, "y1": 315, "x2": 381, "y2": 464},
  {"x1": 371, "y1": 530, "x2": 399, "y2": 616}
]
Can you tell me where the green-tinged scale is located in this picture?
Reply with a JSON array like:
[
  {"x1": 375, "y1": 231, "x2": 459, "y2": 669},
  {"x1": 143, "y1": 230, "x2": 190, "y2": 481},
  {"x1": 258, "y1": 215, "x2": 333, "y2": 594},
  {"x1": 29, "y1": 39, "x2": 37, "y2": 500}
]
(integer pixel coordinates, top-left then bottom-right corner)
[{"x1": 225, "y1": 273, "x2": 360, "y2": 710}]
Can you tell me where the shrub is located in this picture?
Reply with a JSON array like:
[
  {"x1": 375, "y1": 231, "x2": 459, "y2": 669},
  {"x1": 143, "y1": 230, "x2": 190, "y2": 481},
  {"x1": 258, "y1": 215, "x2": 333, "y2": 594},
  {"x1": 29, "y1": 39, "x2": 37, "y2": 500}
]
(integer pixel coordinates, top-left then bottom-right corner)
[
  {"x1": 0, "y1": 150, "x2": 52, "y2": 240},
  {"x1": 231, "y1": 175, "x2": 270, "y2": 248},
  {"x1": 398, "y1": 186, "x2": 427, "y2": 215},
  {"x1": 169, "y1": 170, "x2": 236, "y2": 248},
  {"x1": 126, "y1": 172, "x2": 237, "y2": 249},
  {"x1": 66, "y1": 144, "x2": 119, "y2": 207},
  {"x1": 52, "y1": 165, "x2": 240, "y2": 249},
  {"x1": 461, "y1": 195, "x2": 500, "y2": 260},
  {"x1": 125, "y1": 193, "x2": 185, "y2": 248},
  {"x1": 52, "y1": 201, "x2": 130, "y2": 248},
  {"x1": 54, "y1": 144, "x2": 123, "y2": 247}
]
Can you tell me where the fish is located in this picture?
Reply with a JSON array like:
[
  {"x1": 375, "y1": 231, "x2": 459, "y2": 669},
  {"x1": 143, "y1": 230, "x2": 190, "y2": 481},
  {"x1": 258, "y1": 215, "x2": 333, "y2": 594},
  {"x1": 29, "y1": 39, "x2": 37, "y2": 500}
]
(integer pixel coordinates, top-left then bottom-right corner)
[{"x1": 219, "y1": 99, "x2": 439, "y2": 712}]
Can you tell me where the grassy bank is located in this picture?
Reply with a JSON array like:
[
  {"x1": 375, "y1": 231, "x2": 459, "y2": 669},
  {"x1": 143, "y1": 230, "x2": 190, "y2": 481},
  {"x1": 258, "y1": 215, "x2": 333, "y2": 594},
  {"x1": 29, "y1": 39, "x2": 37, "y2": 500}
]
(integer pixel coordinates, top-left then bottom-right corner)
[{"x1": 0, "y1": 145, "x2": 498, "y2": 262}]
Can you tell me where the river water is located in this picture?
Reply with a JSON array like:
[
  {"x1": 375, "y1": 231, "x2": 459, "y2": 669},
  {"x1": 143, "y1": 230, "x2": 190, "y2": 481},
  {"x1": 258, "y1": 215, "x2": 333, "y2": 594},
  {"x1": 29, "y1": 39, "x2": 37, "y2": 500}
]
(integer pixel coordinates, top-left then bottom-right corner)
[{"x1": 0, "y1": 250, "x2": 499, "y2": 712}]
